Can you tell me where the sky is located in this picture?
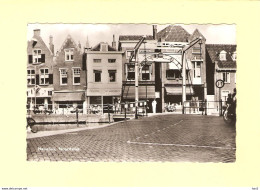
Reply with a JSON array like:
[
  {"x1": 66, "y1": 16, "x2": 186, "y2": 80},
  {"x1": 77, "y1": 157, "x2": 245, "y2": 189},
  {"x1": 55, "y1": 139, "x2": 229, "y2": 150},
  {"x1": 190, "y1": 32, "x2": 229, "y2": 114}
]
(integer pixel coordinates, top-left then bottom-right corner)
[{"x1": 27, "y1": 24, "x2": 236, "y2": 52}]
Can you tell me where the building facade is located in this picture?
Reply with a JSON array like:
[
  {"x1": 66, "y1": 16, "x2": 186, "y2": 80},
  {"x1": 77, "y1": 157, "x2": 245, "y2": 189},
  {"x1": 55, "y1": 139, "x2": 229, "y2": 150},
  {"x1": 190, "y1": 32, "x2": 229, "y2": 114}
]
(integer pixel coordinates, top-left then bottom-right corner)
[
  {"x1": 84, "y1": 41, "x2": 123, "y2": 113},
  {"x1": 27, "y1": 29, "x2": 54, "y2": 111},
  {"x1": 118, "y1": 34, "x2": 158, "y2": 112},
  {"x1": 52, "y1": 35, "x2": 86, "y2": 114},
  {"x1": 206, "y1": 44, "x2": 237, "y2": 104}
]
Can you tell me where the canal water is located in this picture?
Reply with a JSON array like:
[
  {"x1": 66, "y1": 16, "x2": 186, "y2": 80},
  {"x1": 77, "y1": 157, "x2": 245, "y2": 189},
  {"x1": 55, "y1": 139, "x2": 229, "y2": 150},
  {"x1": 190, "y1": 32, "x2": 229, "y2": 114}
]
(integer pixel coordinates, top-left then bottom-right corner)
[{"x1": 33, "y1": 122, "x2": 109, "y2": 132}]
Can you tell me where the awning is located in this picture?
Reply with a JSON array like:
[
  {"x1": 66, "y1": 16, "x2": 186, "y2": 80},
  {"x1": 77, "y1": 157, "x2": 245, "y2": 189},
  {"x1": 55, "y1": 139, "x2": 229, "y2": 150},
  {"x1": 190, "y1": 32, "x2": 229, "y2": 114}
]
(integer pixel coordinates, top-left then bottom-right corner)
[
  {"x1": 52, "y1": 92, "x2": 85, "y2": 101},
  {"x1": 165, "y1": 86, "x2": 194, "y2": 95},
  {"x1": 123, "y1": 86, "x2": 156, "y2": 99}
]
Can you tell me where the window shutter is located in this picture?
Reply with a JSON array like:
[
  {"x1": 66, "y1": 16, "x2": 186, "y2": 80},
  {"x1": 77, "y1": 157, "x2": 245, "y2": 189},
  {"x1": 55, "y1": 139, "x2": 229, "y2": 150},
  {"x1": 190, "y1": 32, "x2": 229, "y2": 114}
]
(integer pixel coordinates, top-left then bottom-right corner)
[
  {"x1": 36, "y1": 74, "x2": 39, "y2": 85},
  {"x1": 29, "y1": 55, "x2": 32, "y2": 63},
  {"x1": 41, "y1": 54, "x2": 45, "y2": 63},
  {"x1": 149, "y1": 65, "x2": 153, "y2": 74},
  {"x1": 49, "y1": 74, "x2": 53, "y2": 84}
]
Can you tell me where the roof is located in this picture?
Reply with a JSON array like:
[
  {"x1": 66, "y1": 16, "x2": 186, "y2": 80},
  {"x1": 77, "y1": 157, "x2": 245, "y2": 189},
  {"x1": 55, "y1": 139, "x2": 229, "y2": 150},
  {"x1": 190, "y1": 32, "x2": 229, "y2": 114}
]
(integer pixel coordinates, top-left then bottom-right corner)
[
  {"x1": 119, "y1": 35, "x2": 154, "y2": 41},
  {"x1": 91, "y1": 43, "x2": 116, "y2": 51},
  {"x1": 206, "y1": 44, "x2": 237, "y2": 69},
  {"x1": 58, "y1": 35, "x2": 80, "y2": 53},
  {"x1": 157, "y1": 25, "x2": 190, "y2": 42}
]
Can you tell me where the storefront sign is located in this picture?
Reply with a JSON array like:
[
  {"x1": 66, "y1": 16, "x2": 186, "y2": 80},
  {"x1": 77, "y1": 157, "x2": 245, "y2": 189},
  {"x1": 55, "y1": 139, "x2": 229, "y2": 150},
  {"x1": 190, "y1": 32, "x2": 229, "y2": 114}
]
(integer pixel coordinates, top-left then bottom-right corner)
[{"x1": 87, "y1": 88, "x2": 121, "y2": 96}]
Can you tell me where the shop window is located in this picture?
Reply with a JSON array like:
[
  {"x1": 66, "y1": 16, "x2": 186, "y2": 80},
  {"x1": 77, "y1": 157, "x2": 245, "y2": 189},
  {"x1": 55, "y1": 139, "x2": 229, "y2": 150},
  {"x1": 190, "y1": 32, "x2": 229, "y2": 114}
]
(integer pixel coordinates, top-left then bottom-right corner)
[
  {"x1": 108, "y1": 70, "x2": 116, "y2": 82},
  {"x1": 94, "y1": 70, "x2": 102, "y2": 82},
  {"x1": 141, "y1": 65, "x2": 151, "y2": 80},
  {"x1": 222, "y1": 72, "x2": 230, "y2": 83},
  {"x1": 73, "y1": 68, "x2": 81, "y2": 85},
  {"x1": 127, "y1": 65, "x2": 135, "y2": 80},
  {"x1": 193, "y1": 61, "x2": 201, "y2": 78},
  {"x1": 65, "y1": 48, "x2": 74, "y2": 61},
  {"x1": 40, "y1": 68, "x2": 49, "y2": 85},
  {"x1": 108, "y1": 59, "x2": 116, "y2": 63},
  {"x1": 59, "y1": 69, "x2": 68, "y2": 85},
  {"x1": 33, "y1": 49, "x2": 42, "y2": 63},
  {"x1": 166, "y1": 70, "x2": 181, "y2": 80},
  {"x1": 27, "y1": 69, "x2": 35, "y2": 85}
]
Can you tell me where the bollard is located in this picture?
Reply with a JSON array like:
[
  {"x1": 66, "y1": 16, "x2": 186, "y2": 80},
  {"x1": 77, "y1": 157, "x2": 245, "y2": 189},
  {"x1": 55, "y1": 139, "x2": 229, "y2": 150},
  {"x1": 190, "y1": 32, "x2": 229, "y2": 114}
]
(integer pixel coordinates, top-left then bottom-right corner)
[
  {"x1": 76, "y1": 108, "x2": 79, "y2": 127},
  {"x1": 108, "y1": 104, "x2": 110, "y2": 124}
]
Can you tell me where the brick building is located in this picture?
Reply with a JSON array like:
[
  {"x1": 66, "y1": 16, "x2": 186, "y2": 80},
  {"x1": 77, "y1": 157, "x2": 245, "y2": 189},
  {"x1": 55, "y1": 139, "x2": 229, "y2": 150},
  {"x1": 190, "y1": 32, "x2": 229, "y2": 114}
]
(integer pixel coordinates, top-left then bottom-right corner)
[
  {"x1": 118, "y1": 33, "x2": 158, "y2": 112},
  {"x1": 27, "y1": 29, "x2": 54, "y2": 111},
  {"x1": 206, "y1": 44, "x2": 237, "y2": 103},
  {"x1": 52, "y1": 35, "x2": 86, "y2": 114},
  {"x1": 84, "y1": 39, "x2": 123, "y2": 113}
]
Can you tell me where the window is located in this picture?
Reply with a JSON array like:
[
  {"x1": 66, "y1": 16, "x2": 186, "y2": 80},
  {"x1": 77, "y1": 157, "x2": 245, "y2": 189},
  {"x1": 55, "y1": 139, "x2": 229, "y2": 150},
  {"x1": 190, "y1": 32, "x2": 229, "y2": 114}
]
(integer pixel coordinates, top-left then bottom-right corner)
[
  {"x1": 221, "y1": 90, "x2": 230, "y2": 101},
  {"x1": 48, "y1": 91, "x2": 52, "y2": 96},
  {"x1": 27, "y1": 69, "x2": 35, "y2": 85},
  {"x1": 108, "y1": 59, "x2": 116, "y2": 63},
  {"x1": 166, "y1": 70, "x2": 181, "y2": 80},
  {"x1": 193, "y1": 61, "x2": 201, "y2": 78},
  {"x1": 33, "y1": 49, "x2": 41, "y2": 63},
  {"x1": 141, "y1": 65, "x2": 151, "y2": 80},
  {"x1": 219, "y1": 50, "x2": 227, "y2": 61},
  {"x1": 192, "y1": 46, "x2": 202, "y2": 54},
  {"x1": 60, "y1": 69, "x2": 68, "y2": 85},
  {"x1": 40, "y1": 68, "x2": 49, "y2": 85},
  {"x1": 127, "y1": 65, "x2": 135, "y2": 80},
  {"x1": 126, "y1": 50, "x2": 133, "y2": 58},
  {"x1": 222, "y1": 72, "x2": 230, "y2": 83},
  {"x1": 94, "y1": 70, "x2": 102, "y2": 82},
  {"x1": 73, "y1": 68, "x2": 81, "y2": 85},
  {"x1": 108, "y1": 70, "x2": 116, "y2": 82},
  {"x1": 93, "y1": 59, "x2": 101, "y2": 63},
  {"x1": 65, "y1": 49, "x2": 74, "y2": 61},
  {"x1": 232, "y1": 52, "x2": 237, "y2": 61},
  {"x1": 101, "y1": 44, "x2": 108, "y2": 51}
]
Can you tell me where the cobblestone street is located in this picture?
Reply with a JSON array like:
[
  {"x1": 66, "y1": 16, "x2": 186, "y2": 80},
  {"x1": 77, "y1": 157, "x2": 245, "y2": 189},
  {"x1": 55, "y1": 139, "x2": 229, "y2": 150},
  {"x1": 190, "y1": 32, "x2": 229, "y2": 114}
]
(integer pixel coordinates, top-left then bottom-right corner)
[{"x1": 27, "y1": 114, "x2": 236, "y2": 162}]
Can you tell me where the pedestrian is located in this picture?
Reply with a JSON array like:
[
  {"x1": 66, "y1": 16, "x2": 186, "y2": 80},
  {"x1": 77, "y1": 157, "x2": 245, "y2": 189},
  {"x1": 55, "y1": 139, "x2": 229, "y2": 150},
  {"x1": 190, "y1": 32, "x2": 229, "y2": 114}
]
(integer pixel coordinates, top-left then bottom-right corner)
[{"x1": 152, "y1": 99, "x2": 157, "y2": 113}]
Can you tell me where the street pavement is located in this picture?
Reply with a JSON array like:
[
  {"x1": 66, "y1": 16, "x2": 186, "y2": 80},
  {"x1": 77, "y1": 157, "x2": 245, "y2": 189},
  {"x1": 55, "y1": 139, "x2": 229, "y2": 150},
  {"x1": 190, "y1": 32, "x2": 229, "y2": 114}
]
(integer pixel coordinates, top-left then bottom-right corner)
[{"x1": 26, "y1": 114, "x2": 236, "y2": 162}]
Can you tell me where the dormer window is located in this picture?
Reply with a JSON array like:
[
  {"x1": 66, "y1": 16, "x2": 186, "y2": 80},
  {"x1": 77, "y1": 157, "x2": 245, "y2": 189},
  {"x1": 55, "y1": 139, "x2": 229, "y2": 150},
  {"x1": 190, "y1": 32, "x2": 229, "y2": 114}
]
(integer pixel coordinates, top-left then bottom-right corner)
[
  {"x1": 100, "y1": 44, "x2": 108, "y2": 51},
  {"x1": 219, "y1": 50, "x2": 227, "y2": 61},
  {"x1": 65, "y1": 48, "x2": 74, "y2": 61},
  {"x1": 232, "y1": 51, "x2": 237, "y2": 61}
]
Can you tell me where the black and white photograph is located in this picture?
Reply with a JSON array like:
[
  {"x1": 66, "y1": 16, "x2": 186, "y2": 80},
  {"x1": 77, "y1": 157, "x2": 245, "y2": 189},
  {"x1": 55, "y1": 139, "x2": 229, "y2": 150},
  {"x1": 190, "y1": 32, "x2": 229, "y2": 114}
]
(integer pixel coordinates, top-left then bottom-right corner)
[{"x1": 26, "y1": 24, "x2": 237, "y2": 163}]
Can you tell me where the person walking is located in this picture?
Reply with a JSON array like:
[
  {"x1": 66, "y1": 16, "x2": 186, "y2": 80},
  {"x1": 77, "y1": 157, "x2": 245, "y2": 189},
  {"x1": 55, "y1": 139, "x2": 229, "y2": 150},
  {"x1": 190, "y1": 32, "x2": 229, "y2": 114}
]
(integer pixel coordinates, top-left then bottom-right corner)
[{"x1": 152, "y1": 99, "x2": 157, "y2": 113}]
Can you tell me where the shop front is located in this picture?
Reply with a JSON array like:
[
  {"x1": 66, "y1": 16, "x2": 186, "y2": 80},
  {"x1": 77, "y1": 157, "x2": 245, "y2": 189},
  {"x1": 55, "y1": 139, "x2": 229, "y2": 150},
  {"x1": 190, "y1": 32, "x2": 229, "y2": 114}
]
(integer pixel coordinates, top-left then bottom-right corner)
[
  {"x1": 122, "y1": 85, "x2": 156, "y2": 113},
  {"x1": 86, "y1": 88, "x2": 122, "y2": 114},
  {"x1": 51, "y1": 91, "x2": 85, "y2": 114},
  {"x1": 27, "y1": 87, "x2": 53, "y2": 113}
]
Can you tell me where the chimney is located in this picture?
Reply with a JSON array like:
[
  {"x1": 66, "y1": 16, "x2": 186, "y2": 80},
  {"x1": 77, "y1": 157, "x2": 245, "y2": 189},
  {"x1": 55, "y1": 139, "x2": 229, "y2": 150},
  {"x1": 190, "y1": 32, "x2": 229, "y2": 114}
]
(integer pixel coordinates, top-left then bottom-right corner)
[
  {"x1": 78, "y1": 41, "x2": 81, "y2": 49},
  {"x1": 85, "y1": 36, "x2": 90, "y2": 50},
  {"x1": 33, "y1": 29, "x2": 41, "y2": 37},
  {"x1": 112, "y1": 34, "x2": 116, "y2": 50},
  {"x1": 153, "y1": 25, "x2": 157, "y2": 40},
  {"x1": 49, "y1": 35, "x2": 54, "y2": 54}
]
